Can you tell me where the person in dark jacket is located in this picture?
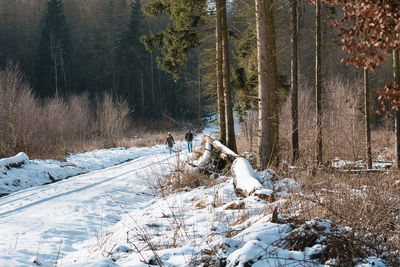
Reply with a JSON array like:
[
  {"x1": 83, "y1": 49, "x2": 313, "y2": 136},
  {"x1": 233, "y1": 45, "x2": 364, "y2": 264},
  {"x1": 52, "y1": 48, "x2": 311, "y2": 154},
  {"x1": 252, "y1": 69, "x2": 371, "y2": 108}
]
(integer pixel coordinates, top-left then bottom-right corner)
[
  {"x1": 165, "y1": 132, "x2": 175, "y2": 154},
  {"x1": 184, "y1": 129, "x2": 194, "y2": 153}
]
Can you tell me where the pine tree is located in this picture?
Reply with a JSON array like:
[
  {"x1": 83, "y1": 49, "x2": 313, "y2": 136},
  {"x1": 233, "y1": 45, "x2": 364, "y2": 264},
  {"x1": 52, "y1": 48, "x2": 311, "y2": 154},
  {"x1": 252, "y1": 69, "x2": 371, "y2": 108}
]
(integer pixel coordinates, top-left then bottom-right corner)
[
  {"x1": 92, "y1": 0, "x2": 128, "y2": 93},
  {"x1": 119, "y1": 0, "x2": 149, "y2": 115},
  {"x1": 142, "y1": 0, "x2": 207, "y2": 80},
  {"x1": 35, "y1": 0, "x2": 70, "y2": 98}
]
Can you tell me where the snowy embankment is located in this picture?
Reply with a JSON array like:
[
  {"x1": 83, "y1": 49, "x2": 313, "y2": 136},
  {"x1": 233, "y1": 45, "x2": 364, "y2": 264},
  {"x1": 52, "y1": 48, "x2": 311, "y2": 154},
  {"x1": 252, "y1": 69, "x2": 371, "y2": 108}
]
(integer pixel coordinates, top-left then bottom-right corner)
[
  {"x1": 0, "y1": 142, "x2": 190, "y2": 196},
  {"x1": 61, "y1": 166, "x2": 385, "y2": 267}
]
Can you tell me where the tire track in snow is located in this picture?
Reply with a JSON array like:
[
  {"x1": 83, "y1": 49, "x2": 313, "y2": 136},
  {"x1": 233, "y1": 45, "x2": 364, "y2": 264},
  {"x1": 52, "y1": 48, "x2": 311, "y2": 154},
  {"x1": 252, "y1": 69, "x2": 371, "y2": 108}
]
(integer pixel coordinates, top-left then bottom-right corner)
[{"x1": 0, "y1": 154, "x2": 173, "y2": 218}]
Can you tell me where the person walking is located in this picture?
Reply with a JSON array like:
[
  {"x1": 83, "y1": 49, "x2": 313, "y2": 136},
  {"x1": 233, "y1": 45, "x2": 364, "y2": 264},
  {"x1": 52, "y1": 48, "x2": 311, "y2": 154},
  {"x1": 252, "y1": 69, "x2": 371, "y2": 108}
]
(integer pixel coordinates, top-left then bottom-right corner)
[
  {"x1": 184, "y1": 129, "x2": 194, "y2": 153},
  {"x1": 165, "y1": 132, "x2": 175, "y2": 154}
]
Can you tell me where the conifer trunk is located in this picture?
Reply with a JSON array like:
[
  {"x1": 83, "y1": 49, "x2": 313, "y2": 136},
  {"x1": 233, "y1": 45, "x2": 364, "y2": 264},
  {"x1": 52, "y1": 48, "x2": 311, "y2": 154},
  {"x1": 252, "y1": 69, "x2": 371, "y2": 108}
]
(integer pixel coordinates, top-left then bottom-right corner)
[
  {"x1": 216, "y1": 0, "x2": 226, "y2": 144},
  {"x1": 315, "y1": 0, "x2": 323, "y2": 164},
  {"x1": 291, "y1": 0, "x2": 299, "y2": 163},
  {"x1": 220, "y1": 0, "x2": 237, "y2": 152},
  {"x1": 255, "y1": 0, "x2": 278, "y2": 169},
  {"x1": 221, "y1": 0, "x2": 237, "y2": 152},
  {"x1": 393, "y1": 49, "x2": 400, "y2": 168},
  {"x1": 265, "y1": 0, "x2": 279, "y2": 166},
  {"x1": 364, "y1": 67, "x2": 372, "y2": 169}
]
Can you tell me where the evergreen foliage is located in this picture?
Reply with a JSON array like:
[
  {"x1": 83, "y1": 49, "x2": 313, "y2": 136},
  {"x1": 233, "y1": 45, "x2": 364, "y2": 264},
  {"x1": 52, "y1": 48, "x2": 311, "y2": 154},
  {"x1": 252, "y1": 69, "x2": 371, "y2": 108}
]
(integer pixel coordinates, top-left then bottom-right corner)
[
  {"x1": 143, "y1": 0, "x2": 207, "y2": 80},
  {"x1": 35, "y1": 0, "x2": 70, "y2": 98}
]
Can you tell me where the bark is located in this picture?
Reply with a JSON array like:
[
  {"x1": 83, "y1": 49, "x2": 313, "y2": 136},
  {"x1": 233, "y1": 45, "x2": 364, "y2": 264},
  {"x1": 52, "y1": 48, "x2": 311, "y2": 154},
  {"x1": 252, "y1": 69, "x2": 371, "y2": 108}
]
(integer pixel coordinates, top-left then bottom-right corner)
[
  {"x1": 197, "y1": 49, "x2": 202, "y2": 122},
  {"x1": 364, "y1": 67, "x2": 372, "y2": 169},
  {"x1": 315, "y1": 0, "x2": 323, "y2": 164},
  {"x1": 192, "y1": 142, "x2": 212, "y2": 169},
  {"x1": 393, "y1": 49, "x2": 400, "y2": 168},
  {"x1": 255, "y1": 0, "x2": 278, "y2": 169},
  {"x1": 265, "y1": 0, "x2": 279, "y2": 166},
  {"x1": 221, "y1": 0, "x2": 237, "y2": 153},
  {"x1": 291, "y1": 0, "x2": 299, "y2": 163},
  {"x1": 212, "y1": 140, "x2": 238, "y2": 158},
  {"x1": 141, "y1": 71, "x2": 144, "y2": 113},
  {"x1": 215, "y1": 0, "x2": 226, "y2": 144}
]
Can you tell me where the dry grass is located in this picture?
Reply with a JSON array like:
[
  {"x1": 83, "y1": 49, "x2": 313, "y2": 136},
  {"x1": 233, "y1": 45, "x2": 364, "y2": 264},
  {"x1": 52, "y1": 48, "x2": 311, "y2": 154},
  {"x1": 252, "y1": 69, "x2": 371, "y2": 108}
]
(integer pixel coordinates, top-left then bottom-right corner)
[
  {"x1": 281, "y1": 169, "x2": 400, "y2": 265},
  {"x1": 161, "y1": 167, "x2": 217, "y2": 195}
]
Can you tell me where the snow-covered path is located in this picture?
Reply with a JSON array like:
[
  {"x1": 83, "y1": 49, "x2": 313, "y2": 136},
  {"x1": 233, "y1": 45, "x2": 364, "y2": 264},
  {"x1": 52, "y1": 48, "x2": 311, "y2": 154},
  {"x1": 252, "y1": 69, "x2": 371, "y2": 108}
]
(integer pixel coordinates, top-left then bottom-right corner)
[{"x1": 0, "y1": 152, "x2": 179, "y2": 267}]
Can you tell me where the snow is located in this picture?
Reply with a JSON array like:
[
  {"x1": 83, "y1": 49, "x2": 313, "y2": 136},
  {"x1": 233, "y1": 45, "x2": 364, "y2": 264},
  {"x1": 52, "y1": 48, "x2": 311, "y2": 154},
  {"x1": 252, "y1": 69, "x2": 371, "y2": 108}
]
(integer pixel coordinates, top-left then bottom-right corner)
[
  {"x1": 231, "y1": 157, "x2": 263, "y2": 196},
  {"x1": 0, "y1": 122, "x2": 391, "y2": 266},
  {"x1": 192, "y1": 142, "x2": 212, "y2": 168},
  {"x1": 0, "y1": 142, "x2": 191, "y2": 196},
  {"x1": 0, "y1": 152, "x2": 29, "y2": 169}
]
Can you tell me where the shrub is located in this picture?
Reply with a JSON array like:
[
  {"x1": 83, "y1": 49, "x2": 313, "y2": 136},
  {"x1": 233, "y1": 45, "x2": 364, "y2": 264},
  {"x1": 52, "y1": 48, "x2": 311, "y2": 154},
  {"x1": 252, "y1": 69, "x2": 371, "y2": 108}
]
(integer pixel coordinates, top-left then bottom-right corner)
[
  {"x1": 96, "y1": 93, "x2": 131, "y2": 148},
  {"x1": 0, "y1": 64, "x2": 133, "y2": 159}
]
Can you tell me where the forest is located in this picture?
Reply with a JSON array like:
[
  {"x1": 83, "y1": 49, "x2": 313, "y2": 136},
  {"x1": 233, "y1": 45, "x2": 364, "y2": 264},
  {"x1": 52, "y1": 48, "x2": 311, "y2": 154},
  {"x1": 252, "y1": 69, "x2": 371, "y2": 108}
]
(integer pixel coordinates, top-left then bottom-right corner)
[
  {"x1": 1, "y1": 1, "x2": 400, "y2": 266},
  {"x1": 0, "y1": 0, "x2": 399, "y2": 168}
]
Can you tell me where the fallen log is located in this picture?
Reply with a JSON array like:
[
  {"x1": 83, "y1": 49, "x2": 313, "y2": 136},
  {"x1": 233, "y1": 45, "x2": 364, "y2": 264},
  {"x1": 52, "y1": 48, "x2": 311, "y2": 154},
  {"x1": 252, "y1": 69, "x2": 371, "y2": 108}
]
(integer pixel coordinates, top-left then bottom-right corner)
[
  {"x1": 187, "y1": 142, "x2": 212, "y2": 172},
  {"x1": 211, "y1": 140, "x2": 238, "y2": 159},
  {"x1": 231, "y1": 157, "x2": 263, "y2": 197},
  {"x1": 202, "y1": 135, "x2": 238, "y2": 160},
  {"x1": 193, "y1": 142, "x2": 212, "y2": 167}
]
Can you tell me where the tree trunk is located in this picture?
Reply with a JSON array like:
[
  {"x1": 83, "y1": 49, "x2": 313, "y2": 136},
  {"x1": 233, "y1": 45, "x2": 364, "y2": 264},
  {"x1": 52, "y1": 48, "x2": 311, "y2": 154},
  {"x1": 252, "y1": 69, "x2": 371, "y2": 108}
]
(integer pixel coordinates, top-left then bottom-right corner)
[
  {"x1": 215, "y1": 0, "x2": 226, "y2": 144},
  {"x1": 291, "y1": 0, "x2": 299, "y2": 163},
  {"x1": 255, "y1": 0, "x2": 271, "y2": 169},
  {"x1": 141, "y1": 70, "x2": 144, "y2": 113},
  {"x1": 221, "y1": 0, "x2": 237, "y2": 153},
  {"x1": 265, "y1": 0, "x2": 279, "y2": 166},
  {"x1": 197, "y1": 49, "x2": 202, "y2": 123},
  {"x1": 255, "y1": 0, "x2": 279, "y2": 169},
  {"x1": 393, "y1": 49, "x2": 400, "y2": 168},
  {"x1": 150, "y1": 50, "x2": 155, "y2": 108},
  {"x1": 315, "y1": 0, "x2": 322, "y2": 164},
  {"x1": 364, "y1": 67, "x2": 372, "y2": 169}
]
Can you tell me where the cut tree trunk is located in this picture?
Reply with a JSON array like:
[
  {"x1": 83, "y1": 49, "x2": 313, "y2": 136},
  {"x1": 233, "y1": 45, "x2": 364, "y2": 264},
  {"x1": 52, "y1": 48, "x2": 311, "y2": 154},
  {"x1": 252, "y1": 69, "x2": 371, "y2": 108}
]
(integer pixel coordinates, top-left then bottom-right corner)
[
  {"x1": 188, "y1": 141, "x2": 212, "y2": 172},
  {"x1": 231, "y1": 157, "x2": 263, "y2": 197},
  {"x1": 192, "y1": 135, "x2": 261, "y2": 197}
]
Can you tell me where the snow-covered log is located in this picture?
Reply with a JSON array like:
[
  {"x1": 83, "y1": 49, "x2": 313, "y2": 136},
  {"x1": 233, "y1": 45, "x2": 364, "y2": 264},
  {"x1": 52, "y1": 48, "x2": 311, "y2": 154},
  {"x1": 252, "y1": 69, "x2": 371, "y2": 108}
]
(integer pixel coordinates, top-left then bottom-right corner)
[
  {"x1": 231, "y1": 157, "x2": 263, "y2": 197},
  {"x1": 188, "y1": 142, "x2": 213, "y2": 172},
  {"x1": 0, "y1": 152, "x2": 29, "y2": 169},
  {"x1": 211, "y1": 140, "x2": 238, "y2": 159},
  {"x1": 193, "y1": 142, "x2": 212, "y2": 167},
  {"x1": 202, "y1": 134, "x2": 238, "y2": 160}
]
